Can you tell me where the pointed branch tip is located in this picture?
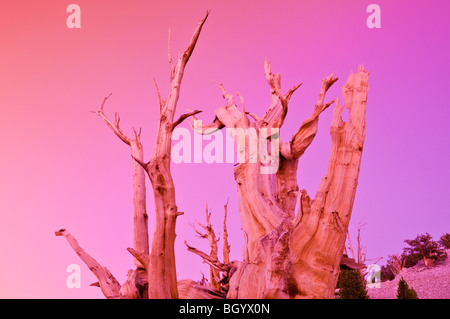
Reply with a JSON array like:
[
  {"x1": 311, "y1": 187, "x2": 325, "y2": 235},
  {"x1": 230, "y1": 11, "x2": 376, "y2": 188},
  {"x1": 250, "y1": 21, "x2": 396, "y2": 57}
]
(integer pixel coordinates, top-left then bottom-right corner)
[{"x1": 172, "y1": 110, "x2": 203, "y2": 130}]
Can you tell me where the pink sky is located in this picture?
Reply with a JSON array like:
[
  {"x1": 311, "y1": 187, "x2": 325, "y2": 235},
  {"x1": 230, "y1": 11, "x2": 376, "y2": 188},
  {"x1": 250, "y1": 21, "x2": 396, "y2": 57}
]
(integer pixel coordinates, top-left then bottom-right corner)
[{"x1": 0, "y1": 0, "x2": 449, "y2": 298}]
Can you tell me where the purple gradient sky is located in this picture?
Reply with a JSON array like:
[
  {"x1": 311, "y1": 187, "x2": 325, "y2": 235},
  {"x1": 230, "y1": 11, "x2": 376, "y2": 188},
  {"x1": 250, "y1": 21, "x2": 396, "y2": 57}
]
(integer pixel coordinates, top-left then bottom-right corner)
[{"x1": 0, "y1": 0, "x2": 449, "y2": 298}]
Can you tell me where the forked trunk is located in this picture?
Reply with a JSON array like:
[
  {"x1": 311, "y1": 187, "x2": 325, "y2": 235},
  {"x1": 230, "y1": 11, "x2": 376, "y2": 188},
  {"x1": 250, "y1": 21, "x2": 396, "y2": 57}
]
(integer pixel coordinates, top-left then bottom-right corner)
[
  {"x1": 56, "y1": 13, "x2": 369, "y2": 300},
  {"x1": 193, "y1": 63, "x2": 369, "y2": 298}
]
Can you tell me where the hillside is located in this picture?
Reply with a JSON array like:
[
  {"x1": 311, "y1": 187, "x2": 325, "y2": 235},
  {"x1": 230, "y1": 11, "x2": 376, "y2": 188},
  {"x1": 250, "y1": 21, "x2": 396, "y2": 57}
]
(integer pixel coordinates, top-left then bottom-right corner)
[{"x1": 368, "y1": 250, "x2": 450, "y2": 299}]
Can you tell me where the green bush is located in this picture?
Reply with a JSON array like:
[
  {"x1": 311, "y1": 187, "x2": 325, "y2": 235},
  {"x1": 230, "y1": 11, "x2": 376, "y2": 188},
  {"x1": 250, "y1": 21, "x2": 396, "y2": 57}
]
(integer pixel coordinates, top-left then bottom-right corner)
[
  {"x1": 439, "y1": 233, "x2": 450, "y2": 249},
  {"x1": 402, "y1": 251, "x2": 422, "y2": 268},
  {"x1": 380, "y1": 265, "x2": 395, "y2": 282},
  {"x1": 403, "y1": 233, "x2": 447, "y2": 267},
  {"x1": 396, "y1": 277, "x2": 418, "y2": 299},
  {"x1": 337, "y1": 269, "x2": 369, "y2": 299}
]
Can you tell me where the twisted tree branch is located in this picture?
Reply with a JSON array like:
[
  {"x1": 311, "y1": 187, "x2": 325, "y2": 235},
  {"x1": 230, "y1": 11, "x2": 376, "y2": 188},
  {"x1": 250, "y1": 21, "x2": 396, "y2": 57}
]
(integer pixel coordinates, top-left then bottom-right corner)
[{"x1": 55, "y1": 229, "x2": 121, "y2": 299}]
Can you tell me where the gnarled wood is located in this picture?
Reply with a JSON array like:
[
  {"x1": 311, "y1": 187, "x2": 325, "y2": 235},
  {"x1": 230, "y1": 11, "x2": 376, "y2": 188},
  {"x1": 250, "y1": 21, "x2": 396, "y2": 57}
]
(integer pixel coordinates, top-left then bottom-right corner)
[
  {"x1": 222, "y1": 199, "x2": 231, "y2": 265},
  {"x1": 93, "y1": 94, "x2": 149, "y2": 267},
  {"x1": 55, "y1": 229, "x2": 121, "y2": 299},
  {"x1": 57, "y1": 12, "x2": 209, "y2": 299},
  {"x1": 133, "y1": 11, "x2": 209, "y2": 299},
  {"x1": 193, "y1": 63, "x2": 369, "y2": 299},
  {"x1": 287, "y1": 66, "x2": 368, "y2": 298},
  {"x1": 57, "y1": 13, "x2": 368, "y2": 300},
  {"x1": 184, "y1": 200, "x2": 234, "y2": 295},
  {"x1": 190, "y1": 204, "x2": 221, "y2": 289},
  {"x1": 178, "y1": 279, "x2": 226, "y2": 299}
]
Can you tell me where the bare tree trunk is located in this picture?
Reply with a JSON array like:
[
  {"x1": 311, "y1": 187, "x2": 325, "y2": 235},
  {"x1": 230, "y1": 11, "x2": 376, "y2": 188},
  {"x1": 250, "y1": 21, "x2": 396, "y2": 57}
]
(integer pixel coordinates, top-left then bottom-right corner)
[
  {"x1": 423, "y1": 256, "x2": 434, "y2": 268},
  {"x1": 346, "y1": 223, "x2": 368, "y2": 276},
  {"x1": 137, "y1": 12, "x2": 208, "y2": 298},
  {"x1": 189, "y1": 204, "x2": 221, "y2": 289},
  {"x1": 95, "y1": 98, "x2": 150, "y2": 267},
  {"x1": 56, "y1": 12, "x2": 209, "y2": 299},
  {"x1": 55, "y1": 229, "x2": 122, "y2": 298},
  {"x1": 57, "y1": 13, "x2": 368, "y2": 300},
  {"x1": 193, "y1": 63, "x2": 369, "y2": 298}
]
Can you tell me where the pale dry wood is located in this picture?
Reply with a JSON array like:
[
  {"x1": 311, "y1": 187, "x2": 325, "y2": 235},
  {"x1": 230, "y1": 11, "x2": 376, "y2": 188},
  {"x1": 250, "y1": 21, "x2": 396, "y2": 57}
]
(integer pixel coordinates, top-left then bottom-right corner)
[
  {"x1": 58, "y1": 13, "x2": 369, "y2": 300},
  {"x1": 185, "y1": 241, "x2": 229, "y2": 273},
  {"x1": 185, "y1": 200, "x2": 234, "y2": 294},
  {"x1": 340, "y1": 256, "x2": 366, "y2": 270},
  {"x1": 346, "y1": 223, "x2": 367, "y2": 266},
  {"x1": 193, "y1": 62, "x2": 369, "y2": 299},
  {"x1": 122, "y1": 11, "x2": 209, "y2": 299},
  {"x1": 172, "y1": 109, "x2": 203, "y2": 130},
  {"x1": 178, "y1": 279, "x2": 226, "y2": 299},
  {"x1": 93, "y1": 93, "x2": 149, "y2": 268},
  {"x1": 222, "y1": 199, "x2": 231, "y2": 265},
  {"x1": 387, "y1": 253, "x2": 405, "y2": 277},
  {"x1": 346, "y1": 223, "x2": 382, "y2": 276},
  {"x1": 289, "y1": 65, "x2": 369, "y2": 298},
  {"x1": 190, "y1": 204, "x2": 221, "y2": 289},
  {"x1": 55, "y1": 229, "x2": 121, "y2": 299},
  {"x1": 127, "y1": 247, "x2": 149, "y2": 270},
  {"x1": 93, "y1": 93, "x2": 131, "y2": 145},
  {"x1": 57, "y1": 12, "x2": 209, "y2": 299},
  {"x1": 119, "y1": 268, "x2": 148, "y2": 299},
  {"x1": 138, "y1": 11, "x2": 210, "y2": 299},
  {"x1": 289, "y1": 73, "x2": 338, "y2": 159}
]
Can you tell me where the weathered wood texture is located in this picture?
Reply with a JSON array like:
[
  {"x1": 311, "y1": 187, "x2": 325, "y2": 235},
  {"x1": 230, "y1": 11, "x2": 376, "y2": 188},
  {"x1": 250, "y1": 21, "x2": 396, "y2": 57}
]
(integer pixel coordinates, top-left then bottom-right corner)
[
  {"x1": 193, "y1": 63, "x2": 369, "y2": 298},
  {"x1": 56, "y1": 13, "x2": 369, "y2": 299},
  {"x1": 56, "y1": 12, "x2": 209, "y2": 299}
]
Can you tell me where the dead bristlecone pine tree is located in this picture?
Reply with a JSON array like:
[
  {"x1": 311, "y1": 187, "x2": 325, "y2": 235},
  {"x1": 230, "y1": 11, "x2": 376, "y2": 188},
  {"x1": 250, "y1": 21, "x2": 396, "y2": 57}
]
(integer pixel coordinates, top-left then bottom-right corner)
[{"x1": 56, "y1": 12, "x2": 369, "y2": 299}]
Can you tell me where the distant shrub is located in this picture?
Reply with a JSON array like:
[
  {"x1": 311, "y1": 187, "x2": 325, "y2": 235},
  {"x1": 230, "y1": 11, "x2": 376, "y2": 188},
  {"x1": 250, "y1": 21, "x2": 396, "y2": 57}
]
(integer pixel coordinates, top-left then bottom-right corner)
[
  {"x1": 337, "y1": 269, "x2": 370, "y2": 299},
  {"x1": 396, "y1": 277, "x2": 418, "y2": 299},
  {"x1": 402, "y1": 251, "x2": 422, "y2": 268},
  {"x1": 380, "y1": 265, "x2": 395, "y2": 282},
  {"x1": 403, "y1": 233, "x2": 447, "y2": 268},
  {"x1": 386, "y1": 253, "x2": 404, "y2": 276},
  {"x1": 439, "y1": 233, "x2": 450, "y2": 249}
]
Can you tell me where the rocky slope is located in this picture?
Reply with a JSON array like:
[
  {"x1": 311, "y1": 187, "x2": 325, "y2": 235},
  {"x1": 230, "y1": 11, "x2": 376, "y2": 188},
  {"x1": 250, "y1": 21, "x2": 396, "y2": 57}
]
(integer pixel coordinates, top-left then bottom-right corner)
[{"x1": 368, "y1": 251, "x2": 450, "y2": 299}]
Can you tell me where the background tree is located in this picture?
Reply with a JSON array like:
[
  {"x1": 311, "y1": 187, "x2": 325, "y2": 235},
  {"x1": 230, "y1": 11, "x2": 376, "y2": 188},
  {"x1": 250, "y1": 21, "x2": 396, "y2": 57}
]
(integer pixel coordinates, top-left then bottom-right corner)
[
  {"x1": 397, "y1": 277, "x2": 418, "y2": 299},
  {"x1": 345, "y1": 223, "x2": 367, "y2": 276},
  {"x1": 380, "y1": 265, "x2": 395, "y2": 282},
  {"x1": 345, "y1": 222, "x2": 382, "y2": 277},
  {"x1": 184, "y1": 200, "x2": 232, "y2": 296},
  {"x1": 56, "y1": 12, "x2": 369, "y2": 299},
  {"x1": 386, "y1": 253, "x2": 405, "y2": 277},
  {"x1": 403, "y1": 233, "x2": 447, "y2": 268},
  {"x1": 439, "y1": 233, "x2": 450, "y2": 249},
  {"x1": 401, "y1": 251, "x2": 422, "y2": 268},
  {"x1": 337, "y1": 269, "x2": 369, "y2": 299}
]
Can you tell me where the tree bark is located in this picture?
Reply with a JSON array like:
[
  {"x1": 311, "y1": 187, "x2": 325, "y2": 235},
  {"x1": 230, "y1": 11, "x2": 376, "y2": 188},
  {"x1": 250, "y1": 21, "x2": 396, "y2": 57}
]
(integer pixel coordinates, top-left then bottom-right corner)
[
  {"x1": 55, "y1": 229, "x2": 122, "y2": 299},
  {"x1": 56, "y1": 93, "x2": 150, "y2": 299},
  {"x1": 56, "y1": 12, "x2": 209, "y2": 299},
  {"x1": 57, "y1": 13, "x2": 369, "y2": 300},
  {"x1": 184, "y1": 200, "x2": 234, "y2": 296},
  {"x1": 193, "y1": 63, "x2": 369, "y2": 298},
  {"x1": 93, "y1": 93, "x2": 149, "y2": 265},
  {"x1": 190, "y1": 205, "x2": 221, "y2": 289},
  {"x1": 134, "y1": 11, "x2": 209, "y2": 298}
]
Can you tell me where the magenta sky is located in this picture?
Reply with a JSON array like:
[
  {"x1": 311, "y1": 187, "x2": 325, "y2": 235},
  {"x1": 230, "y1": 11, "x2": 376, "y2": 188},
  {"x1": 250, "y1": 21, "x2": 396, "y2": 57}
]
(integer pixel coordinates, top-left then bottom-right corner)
[{"x1": 0, "y1": 0, "x2": 449, "y2": 298}]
